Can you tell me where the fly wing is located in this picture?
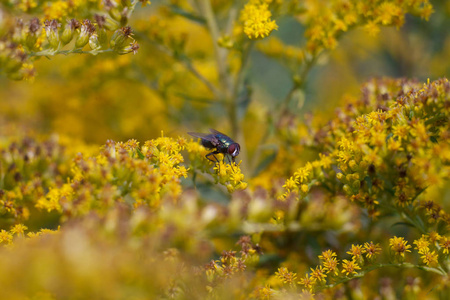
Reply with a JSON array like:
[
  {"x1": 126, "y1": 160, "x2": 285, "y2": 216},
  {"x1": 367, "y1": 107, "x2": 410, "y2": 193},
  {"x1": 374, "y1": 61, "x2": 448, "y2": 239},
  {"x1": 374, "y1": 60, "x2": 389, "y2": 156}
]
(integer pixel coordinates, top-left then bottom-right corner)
[
  {"x1": 209, "y1": 128, "x2": 236, "y2": 144},
  {"x1": 209, "y1": 128, "x2": 227, "y2": 136},
  {"x1": 188, "y1": 132, "x2": 220, "y2": 146}
]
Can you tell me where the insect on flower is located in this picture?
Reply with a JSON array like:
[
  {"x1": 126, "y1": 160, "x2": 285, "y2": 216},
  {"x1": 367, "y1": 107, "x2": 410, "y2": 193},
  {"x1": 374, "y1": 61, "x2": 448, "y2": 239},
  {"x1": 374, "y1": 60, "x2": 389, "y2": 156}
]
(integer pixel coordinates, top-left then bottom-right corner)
[{"x1": 188, "y1": 129, "x2": 240, "y2": 169}]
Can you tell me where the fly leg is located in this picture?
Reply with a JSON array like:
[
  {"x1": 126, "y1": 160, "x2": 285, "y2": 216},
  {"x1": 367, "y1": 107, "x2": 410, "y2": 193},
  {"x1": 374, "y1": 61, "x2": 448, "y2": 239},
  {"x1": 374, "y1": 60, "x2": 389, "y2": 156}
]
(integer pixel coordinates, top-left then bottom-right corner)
[
  {"x1": 225, "y1": 155, "x2": 235, "y2": 172},
  {"x1": 205, "y1": 151, "x2": 221, "y2": 172}
]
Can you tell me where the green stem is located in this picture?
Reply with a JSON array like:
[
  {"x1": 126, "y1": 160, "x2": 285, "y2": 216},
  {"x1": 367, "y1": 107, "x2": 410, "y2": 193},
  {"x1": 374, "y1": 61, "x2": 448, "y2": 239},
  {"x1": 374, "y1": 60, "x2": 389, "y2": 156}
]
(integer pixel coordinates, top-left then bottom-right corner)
[
  {"x1": 198, "y1": 0, "x2": 231, "y2": 96},
  {"x1": 28, "y1": 48, "x2": 114, "y2": 57}
]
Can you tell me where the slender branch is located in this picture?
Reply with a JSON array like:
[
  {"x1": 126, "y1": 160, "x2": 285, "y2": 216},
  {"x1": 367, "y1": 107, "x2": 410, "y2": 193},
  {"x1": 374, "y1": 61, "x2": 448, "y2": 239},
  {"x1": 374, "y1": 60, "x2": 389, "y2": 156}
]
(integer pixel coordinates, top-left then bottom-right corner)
[
  {"x1": 28, "y1": 48, "x2": 114, "y2": 57},
  {"x1": 198, "y1": 0, "x2": 231, "y2": 95},
  {"x1": 138, "y1": 35, "x2": 222, "y2": 100}
]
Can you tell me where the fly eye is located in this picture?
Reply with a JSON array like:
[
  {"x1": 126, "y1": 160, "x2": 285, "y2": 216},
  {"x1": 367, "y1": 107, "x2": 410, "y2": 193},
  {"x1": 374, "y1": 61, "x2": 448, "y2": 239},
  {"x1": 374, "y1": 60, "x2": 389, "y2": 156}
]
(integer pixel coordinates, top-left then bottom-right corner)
[{"x1": 228, "y1": 144, "x2": 240, "y2": 157}]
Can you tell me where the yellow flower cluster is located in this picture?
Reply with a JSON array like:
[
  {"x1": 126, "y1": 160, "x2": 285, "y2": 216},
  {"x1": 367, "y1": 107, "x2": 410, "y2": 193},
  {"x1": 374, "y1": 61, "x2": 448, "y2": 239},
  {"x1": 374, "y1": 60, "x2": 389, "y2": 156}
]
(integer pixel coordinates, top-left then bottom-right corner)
[
  {"x1": 295, "y1": 0, "x2": 434, "y2": 53},
  {"x1": 34, "y1": 136, "x2": 190, "y2": 217},
  {"x1": 269, "y1": 233, "x2": 448, "y2": 296},
  {"x1": 0, "y1": 223, "x2": 59, "y2": 246},
  {"x1": 280, "y1": 78, "x2": 450, "y2": 226},
  {"x1": 240, "y1": 0, "x2": 278, "y2": 39},
  {"x1": 186, "y1": 139, "x2": 247, "y2": 193}
]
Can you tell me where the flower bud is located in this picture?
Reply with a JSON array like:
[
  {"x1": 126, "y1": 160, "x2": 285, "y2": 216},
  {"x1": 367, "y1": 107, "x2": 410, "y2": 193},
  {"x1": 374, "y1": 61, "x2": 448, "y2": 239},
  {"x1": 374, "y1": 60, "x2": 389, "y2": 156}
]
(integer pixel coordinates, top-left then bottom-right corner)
[
  {"x1": 343, "y1": 184, "x2": 351, "y2": 194},
  {"x1": 349, "y1": 160, "x2": 357, "y2": 171},
  {"x1": 12, "y1": 19, "x2": 26, "y2": 45},
  {"x1": 75, "y1": 20, "x2": 96, "y2": 49},
  {"x1": 25, "y1": 18, "x2": 40, "y2": 51},
  {"x1": 110, "y1": 26, "x2": 132, "y2": 50},
  {"x1": 89, "y1": 34, "x2": 101, "y2": 51},
  {"x1": 61, "y1": 19, "x2": 80, "y2": 45},
  {"x1": 44, "y1": 19, "x2": 61, "y2": 50}
]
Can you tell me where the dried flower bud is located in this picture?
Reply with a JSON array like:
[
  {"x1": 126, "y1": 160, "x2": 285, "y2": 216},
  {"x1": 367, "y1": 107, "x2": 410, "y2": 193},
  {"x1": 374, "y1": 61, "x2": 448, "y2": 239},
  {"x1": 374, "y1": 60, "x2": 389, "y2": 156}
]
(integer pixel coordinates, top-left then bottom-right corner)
[
  {"x1": 25, "y1": 18, "x2": 40, "y2": 50},
  {"x1": 110, "y1": 26, "x2": 132, "y2": 50},
  {"x1": 115, "y1": 41, "x2": 139, "y2": 55},
  {"x1": 44, "y1": 19, "x2": 61, "y2": 50},
  {"x1": 12, "y1": 19, "x2": 26, "y2": 45},
  {"x1": 75, "y1": 20, "x2": 96, "y2": 49},
  {"x1": 89, "y1": 34, "x2": 102, "y2": 51}
]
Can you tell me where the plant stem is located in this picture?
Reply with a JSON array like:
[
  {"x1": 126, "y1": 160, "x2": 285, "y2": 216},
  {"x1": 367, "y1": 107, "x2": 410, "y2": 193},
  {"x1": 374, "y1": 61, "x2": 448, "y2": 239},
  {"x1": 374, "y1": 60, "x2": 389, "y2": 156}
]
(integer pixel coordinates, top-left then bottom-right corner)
[{"x1": 28, "y1": 48, "x2": 114, "y2": 57}]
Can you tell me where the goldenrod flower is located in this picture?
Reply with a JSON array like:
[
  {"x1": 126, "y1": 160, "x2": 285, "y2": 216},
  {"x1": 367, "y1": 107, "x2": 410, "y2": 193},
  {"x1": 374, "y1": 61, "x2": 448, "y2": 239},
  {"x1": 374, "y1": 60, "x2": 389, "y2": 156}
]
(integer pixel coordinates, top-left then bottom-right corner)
[
  {"x1": 240, "y1": 0, "x2": 278, "y2": 39},
  {"x1": 275, "y1": 267, "x2": 297, "y2": 285},
  {"x1": 298, "y1": 274, "x2": 316, "y2": 292},
  {"x1": 347, "y1": 244, "x2": 365, "y2": 261},
  {"x1": 10, "y1": 224, "x2": 28, "y2": 237},
  {"x1": 310, "y1": 265, "x2": 327, "y2": 283},
  {"x1": 439, "y1": 236, "x2": 450, "y2": 255},
  {"x1": 0, "y1": 230, "x2": 13, "y2": 244},
  {"x1": 413, "y1": 235, "x2": 430, "y2": 254},
  {"x1": 389, "y1": 236, "x2": 412, "y2": 258},
  {"x1": 319, "y1": 249, "x2": 337, "y2": 261},
  {"x1": 341, "y1": 259, "x2": 361, "y2": 276},
  {"x1": 364, "y1": 241, "x2": 382, "y2": 259},
  {"x1": 420, "y1": 249, "x2": 438, "y2": 266}
]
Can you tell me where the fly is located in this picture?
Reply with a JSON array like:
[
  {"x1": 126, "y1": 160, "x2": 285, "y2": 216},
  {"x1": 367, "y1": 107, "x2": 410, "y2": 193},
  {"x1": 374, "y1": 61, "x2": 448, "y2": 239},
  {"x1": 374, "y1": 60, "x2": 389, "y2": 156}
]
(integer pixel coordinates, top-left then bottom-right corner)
[{"x1": 188, "y1": 128, "x2": 240, "y2": 171}]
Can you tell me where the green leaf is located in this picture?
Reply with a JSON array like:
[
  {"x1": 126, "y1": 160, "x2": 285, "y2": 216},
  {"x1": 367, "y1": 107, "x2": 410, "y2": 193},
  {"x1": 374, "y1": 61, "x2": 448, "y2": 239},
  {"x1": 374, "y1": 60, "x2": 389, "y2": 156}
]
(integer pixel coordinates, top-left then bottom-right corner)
[
  {"x1": 136, "y1": 148, "x2": 145, "y2": 160},
  {"x1": 430, "y1": 136, "x2": 439, "y2": 144},
  {"x1": 391, "y1": 221, "x2": 415, "y2": 228}
]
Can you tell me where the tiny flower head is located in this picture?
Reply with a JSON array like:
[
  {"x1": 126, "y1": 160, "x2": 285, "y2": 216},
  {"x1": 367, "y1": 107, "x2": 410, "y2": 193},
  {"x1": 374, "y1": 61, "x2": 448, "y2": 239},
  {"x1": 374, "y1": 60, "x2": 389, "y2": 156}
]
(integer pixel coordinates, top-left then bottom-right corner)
[
  {"x1": 364, "y1": 241, "x2": 382, "y2": 259},
  {"x1": 341, "y1": 259, "x2": 361, "y2": 276},
  {"x1": 439, "y1": 236, "x2": 450, "y2": 255},
  {"x1": 275, "y1": 267, "x2": 297, "y2": 285},
  {"x1": 389, "y1": 236, "x2": 412, "y2": 258},
  {"x1": 347, "y1": 244, "x2": 365, "y2": 261},
  {"x1": 420, "y1": 249, "x2": 438, "y2": 267},
  {"x1": 310, "y1": 265, "x2": 327, "y2": 283},
  {"x1": 298, "y1": 274, "x2": 316, "y2": 292}
]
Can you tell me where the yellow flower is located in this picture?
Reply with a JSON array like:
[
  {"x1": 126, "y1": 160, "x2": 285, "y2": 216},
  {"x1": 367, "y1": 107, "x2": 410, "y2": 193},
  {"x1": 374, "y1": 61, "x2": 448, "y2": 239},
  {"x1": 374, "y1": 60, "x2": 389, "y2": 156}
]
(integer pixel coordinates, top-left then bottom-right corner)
[
  {"x1": 439, "y1": 236, "x2": 450, "y2": 254},
  {"x1": 275, "y1": 267, "x2": 297, "y2": 285},
  {"x1": 310, "y1": 265, "x2": 327, "y2": 283},
  {"x1": 241, "y1": 0, "x2": 278, "y2": 39},
  {"x1": 298, "y1": 274, "x2": 316, "y2": 292},
  {"x1": 364, "y1": 241, "x2": 382, "y2": 259},
  {"x1": 10, "y1": 224, "x2": 28, "y2": 237},
  {"x1": 323, "y1": 257, "x2": 339, "y2": 276},
  {"x1": 420, "y1": 249, "x2": 438, "y2": 266},
  {"x1": 283, "y1": 176, "x2": 298, "y2": 191},
  {"x1": 0, "y1": 230, "x2": 13, "y2": 244},
  {"x1": 428, "y1": 231, "x2": 441, "y2": 243},
  {"x1": 347, "y1": 244, "x2": 365, "y2": 260},
  {"x1": 295, "y1": 166, "x2": 311, "y2": 183},
  {"x1": 319, "y1": 249, "x2": 337, "y2": 261},
  {"x1": 389, "y1": 236, "x2": 412, "y2": 258},
  {"x1": 413, "y1": 235, "x2": 430, "y2": 254},
  {"x1": 341, "y1": 259, "x2": 361, "y2": 276}
]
